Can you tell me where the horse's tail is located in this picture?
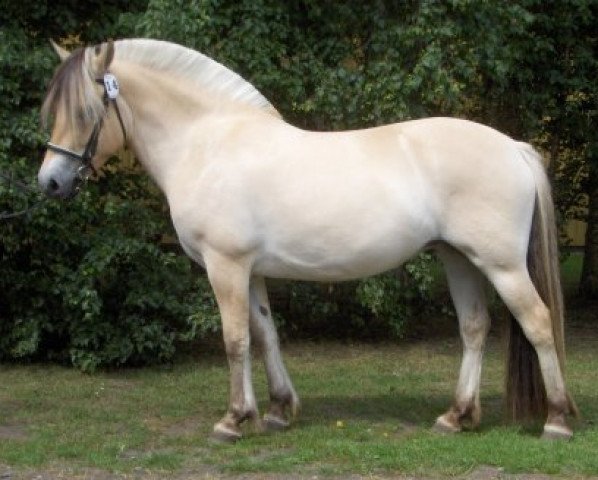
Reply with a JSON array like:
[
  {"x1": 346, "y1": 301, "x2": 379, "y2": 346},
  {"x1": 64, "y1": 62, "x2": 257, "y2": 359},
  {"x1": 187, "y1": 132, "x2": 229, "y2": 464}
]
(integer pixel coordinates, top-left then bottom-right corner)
[{"x1": 505, "y1": 142, "x2": 578, "y2": 421}]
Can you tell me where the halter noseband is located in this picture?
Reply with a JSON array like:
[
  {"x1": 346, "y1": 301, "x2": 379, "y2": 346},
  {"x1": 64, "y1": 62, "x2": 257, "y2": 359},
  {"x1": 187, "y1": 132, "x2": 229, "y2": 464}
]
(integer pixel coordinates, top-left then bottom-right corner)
[{"x1": 46, "y1": 73, "x2": 127, "y2": 180}]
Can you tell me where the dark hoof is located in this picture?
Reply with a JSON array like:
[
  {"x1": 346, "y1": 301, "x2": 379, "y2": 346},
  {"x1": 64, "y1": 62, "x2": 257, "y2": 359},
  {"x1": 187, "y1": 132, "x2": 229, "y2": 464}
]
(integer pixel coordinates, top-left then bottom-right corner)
[
  {"x1": 432, "y1": 416, "x2": 461, "y2": 435},
  {"x1": 263, "y1": 413, "x2": 289, "y2": 432},
  {"x1": 541, "y1": 424, "x2": 573, "y2": 441},
  {"x1": 210, "y1": 424, "x2": 242, "y2": 444}
]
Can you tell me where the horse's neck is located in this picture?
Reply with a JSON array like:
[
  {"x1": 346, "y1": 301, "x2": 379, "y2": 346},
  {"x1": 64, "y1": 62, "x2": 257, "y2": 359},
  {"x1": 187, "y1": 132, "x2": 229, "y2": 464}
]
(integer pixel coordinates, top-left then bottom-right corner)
[{"x1": 112, "y1": 62, "x2": 232, "y2": 193}]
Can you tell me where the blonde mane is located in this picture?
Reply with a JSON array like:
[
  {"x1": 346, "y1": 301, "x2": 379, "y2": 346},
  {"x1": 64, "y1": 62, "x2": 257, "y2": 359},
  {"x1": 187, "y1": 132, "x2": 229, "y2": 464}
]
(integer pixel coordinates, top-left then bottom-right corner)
[
  {"x1": 114, "y1": 39, "x2": 275, "y2": 112},
  {"x1": 42, "y1": 39, "x2": 278, "y2": 133}
]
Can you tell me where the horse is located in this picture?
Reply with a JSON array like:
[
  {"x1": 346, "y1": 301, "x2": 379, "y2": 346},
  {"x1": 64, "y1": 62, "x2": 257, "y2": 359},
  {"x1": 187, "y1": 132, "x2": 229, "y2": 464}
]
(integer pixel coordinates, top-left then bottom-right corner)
[{"x1": 38, "y1": 39, "x2": 577, "y2": 442}]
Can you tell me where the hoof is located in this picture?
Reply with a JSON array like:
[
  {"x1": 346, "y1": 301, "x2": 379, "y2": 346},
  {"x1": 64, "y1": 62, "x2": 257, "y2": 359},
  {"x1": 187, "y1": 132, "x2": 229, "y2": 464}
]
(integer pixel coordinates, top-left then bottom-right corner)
[
  {"x1": 541, "y1": 424, "x2": 573, "y2": 441},
  {"x1": 432, "y1": 416, "x2": 461, "y2": 435},
  {"x1": 210, "y1": 423, "x2": 242, "y2": 444},
  {"x1": 263, "y1": 413, "x2": 290, "y2": 432}
]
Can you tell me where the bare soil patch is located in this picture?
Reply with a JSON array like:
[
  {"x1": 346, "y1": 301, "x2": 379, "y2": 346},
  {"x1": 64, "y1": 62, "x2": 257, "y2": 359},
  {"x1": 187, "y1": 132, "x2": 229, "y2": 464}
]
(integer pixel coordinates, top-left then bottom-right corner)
[
  {"x1": 2, "y1": 465, "x2": 598, "y2": 480},
  {"x1": 0, "y1": 424, "x2": 28, "y2": 441}
]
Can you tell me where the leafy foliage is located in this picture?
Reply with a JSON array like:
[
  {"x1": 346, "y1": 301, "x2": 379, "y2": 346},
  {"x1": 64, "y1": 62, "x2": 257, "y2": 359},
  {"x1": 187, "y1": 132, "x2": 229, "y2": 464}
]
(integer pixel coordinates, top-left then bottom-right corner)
[
  {"x1": 0, "y1": 163, "x2": 214, "y2": 371},
  {"x1": 357, "y1": 254, "x2": 437, "y2": 338},
  {"x1": 1, "y1": 0, "x2": 596, "y2": 369},
  {"x1": 0, "y1": 2, "x2": 219, "y2": 371}
]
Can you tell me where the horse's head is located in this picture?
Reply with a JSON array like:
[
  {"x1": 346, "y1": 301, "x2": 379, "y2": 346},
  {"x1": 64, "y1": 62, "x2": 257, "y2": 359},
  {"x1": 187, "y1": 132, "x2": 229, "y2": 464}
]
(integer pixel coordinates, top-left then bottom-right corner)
[{"x1": 38, "y1": 41, "x2": 127, "y2": 198}]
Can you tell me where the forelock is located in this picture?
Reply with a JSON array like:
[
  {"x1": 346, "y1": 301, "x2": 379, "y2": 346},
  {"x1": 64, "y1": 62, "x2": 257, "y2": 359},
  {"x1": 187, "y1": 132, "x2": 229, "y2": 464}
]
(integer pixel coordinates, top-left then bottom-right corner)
[{"x1": 41, "y1": 46, "x2": 105, "y2": 134}]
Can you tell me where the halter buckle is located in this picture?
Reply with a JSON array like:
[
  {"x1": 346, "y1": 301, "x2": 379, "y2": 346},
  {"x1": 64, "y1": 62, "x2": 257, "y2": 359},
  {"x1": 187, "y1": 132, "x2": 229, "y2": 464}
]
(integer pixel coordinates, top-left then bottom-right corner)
[{"x1": 77, "y1": 163, "x2": 94, "y2": 181}]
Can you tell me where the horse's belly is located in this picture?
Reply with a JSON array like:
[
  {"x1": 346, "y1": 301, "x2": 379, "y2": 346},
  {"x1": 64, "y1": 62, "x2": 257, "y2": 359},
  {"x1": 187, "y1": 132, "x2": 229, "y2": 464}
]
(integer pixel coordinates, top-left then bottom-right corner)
[{"x1": 252, "y1": 226, "x2": 432, "y2": 281}]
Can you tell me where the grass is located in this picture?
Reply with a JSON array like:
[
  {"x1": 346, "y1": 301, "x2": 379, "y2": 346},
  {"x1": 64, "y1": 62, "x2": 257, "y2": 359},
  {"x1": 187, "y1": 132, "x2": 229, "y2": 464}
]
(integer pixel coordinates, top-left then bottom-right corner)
[
  {"x1": 0, "y1": 255, "x2": 592, "y2": 478},
  {"x1": 0, "y1": 326, "x2": 597, "y2": 478}
]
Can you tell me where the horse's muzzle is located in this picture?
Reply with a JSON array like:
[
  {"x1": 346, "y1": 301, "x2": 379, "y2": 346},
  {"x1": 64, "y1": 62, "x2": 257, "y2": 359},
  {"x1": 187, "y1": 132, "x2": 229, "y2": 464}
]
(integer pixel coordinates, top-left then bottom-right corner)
[{"x1": 38, "y1": 158, "x2": 82, "y2": 199}]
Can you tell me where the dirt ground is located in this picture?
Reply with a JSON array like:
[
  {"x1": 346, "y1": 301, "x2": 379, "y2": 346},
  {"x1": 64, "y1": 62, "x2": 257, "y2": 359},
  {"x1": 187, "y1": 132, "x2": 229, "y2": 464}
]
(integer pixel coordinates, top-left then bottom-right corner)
[{"x1": 2, "y1": 464, "x2": 597, "y2": 480}]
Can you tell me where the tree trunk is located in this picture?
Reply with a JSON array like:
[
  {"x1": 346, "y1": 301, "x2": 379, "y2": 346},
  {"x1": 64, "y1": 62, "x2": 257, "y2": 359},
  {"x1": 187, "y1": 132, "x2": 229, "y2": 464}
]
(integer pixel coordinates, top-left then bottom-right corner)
[{"x1": 580, "y1": 150, "x2": 598, "y2": 300}]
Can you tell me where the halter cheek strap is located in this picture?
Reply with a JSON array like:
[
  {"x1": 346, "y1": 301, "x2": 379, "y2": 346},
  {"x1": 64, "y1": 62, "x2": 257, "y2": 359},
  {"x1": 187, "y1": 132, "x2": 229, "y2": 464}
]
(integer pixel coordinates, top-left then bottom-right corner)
[
  {"x1": 46, "y1": 73, "x2": 127, "y2": 180},
  {"x1": 101, "y1": 74, "x2": 127, "y2": 145}
]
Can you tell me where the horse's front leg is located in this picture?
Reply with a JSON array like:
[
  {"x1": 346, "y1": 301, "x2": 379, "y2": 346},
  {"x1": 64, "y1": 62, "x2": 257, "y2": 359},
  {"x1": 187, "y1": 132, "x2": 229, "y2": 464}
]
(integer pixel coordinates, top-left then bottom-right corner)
[
  {"x1": 207, "y1": 255, "x2": 259, "y2": 442},
  {"x1": 249, "y1": 276, "x2": 300, "y2": 431}
]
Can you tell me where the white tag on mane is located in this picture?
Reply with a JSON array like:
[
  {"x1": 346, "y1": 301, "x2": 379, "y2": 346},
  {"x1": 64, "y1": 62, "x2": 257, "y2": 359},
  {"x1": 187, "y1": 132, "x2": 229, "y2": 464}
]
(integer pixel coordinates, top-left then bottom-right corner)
[{"x1": 103, "y1": 73, "x2": 120, "y2": 99}]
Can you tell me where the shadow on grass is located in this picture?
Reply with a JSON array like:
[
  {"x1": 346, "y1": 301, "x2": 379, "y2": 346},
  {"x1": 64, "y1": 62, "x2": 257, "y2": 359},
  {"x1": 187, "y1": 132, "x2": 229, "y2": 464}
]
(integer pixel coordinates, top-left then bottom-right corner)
[
  {"x1": 297, "y1": 392, "x2": 492, "y2": 426},
  {"x1": 293, "y1": 392, "x2": 595, "y2": 438}
]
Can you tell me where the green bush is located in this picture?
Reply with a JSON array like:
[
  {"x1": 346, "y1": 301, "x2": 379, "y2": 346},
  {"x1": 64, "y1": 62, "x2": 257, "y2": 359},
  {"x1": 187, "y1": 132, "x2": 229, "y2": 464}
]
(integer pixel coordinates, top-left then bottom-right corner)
[
  {"x1": 5, "y1": 0, "x2": 592, "y2": 369},
  {"x1": 0, "y1": 17, "x2": 220, "y2": 371},
  {"x1": 356, "y1": 253, "x2": 436, "y2": 338},
  {"x1": 0, "y1": 163, "x2": 220, "y2": 371},
  {"x1": 267, "y1": 253, "x2": 438, "y2": 341}
]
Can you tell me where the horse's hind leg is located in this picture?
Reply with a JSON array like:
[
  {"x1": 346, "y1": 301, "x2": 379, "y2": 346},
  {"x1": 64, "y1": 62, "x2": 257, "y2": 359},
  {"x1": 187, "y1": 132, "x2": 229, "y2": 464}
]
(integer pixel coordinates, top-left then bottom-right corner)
[
  {"x1": 487, "y1": 267, "x2": 573, "y2": 439},
  {"x1": 434, "y1": 245, "x2": 491, "y2": 433},
  {"x1": 249, "y1": 276, "x2": 300, "y2": 431}
]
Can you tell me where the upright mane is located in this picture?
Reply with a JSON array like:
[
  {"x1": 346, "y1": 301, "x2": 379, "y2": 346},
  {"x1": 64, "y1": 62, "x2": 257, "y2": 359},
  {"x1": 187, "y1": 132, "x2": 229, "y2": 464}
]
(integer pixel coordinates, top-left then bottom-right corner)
[
  {"x1": 42, "y1": 39, "x2": 278, "y2": 133},
  {"x1": 114, "y1": 39, "x2": 276, "y2": 112}
]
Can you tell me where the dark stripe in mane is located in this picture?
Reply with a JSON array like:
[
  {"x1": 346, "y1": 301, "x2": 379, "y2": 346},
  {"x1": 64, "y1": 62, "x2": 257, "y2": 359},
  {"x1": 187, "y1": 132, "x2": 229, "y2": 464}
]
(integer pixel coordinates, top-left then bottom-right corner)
[{"x1": 41, "y1": 48, "x2": 103, "y2": 128}]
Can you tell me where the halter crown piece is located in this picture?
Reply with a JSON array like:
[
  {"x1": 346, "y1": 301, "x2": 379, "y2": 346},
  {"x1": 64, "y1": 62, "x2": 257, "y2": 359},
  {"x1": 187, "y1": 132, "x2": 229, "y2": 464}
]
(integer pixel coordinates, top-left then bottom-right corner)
[{"x1": 46, "y1": 72, "x2": 127, "y2": 180}]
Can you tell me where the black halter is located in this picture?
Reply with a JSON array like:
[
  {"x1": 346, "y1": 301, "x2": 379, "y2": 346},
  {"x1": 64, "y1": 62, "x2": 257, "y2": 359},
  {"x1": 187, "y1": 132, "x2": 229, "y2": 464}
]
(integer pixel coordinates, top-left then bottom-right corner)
[{"x1": 46, "y1": 74, "x2": 127, "y2": 180}]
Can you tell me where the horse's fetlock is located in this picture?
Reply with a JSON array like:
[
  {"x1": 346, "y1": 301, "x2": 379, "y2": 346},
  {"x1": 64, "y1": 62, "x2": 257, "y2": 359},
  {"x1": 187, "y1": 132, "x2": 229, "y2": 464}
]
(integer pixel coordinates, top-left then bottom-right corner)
[
  {"x1": 267, "y1": 387, "x2": 300, "y2": 421},
  {"x1": 458, "y1": 403, "x2": 480, "y2": 427},
  {"x1": 270, "y1": 388, "x2": 294, "y2": 406},
  {"x1": 227, "y1": 407, "x2": 254, "y2": 426},
  {"x1": 457, "y1": 399, "x2": 474, "y2": 416},
  {"x1": 547, "y1": 398, "x2": 570, "y2": 419}
]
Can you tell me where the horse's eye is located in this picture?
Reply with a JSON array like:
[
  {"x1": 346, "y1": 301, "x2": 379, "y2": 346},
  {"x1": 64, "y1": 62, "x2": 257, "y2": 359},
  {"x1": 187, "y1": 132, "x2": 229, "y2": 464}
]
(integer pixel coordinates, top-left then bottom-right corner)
[{"x1": 76, "y1": 108, "x2": 87, "y2": 125}]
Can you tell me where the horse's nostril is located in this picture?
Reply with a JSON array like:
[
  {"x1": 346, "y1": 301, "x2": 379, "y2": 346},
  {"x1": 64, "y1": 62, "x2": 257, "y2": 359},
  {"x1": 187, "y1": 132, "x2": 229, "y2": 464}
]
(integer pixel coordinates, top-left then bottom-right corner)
[{"x1": 48, "y1": 178, "x2": 60, "y2": 192}]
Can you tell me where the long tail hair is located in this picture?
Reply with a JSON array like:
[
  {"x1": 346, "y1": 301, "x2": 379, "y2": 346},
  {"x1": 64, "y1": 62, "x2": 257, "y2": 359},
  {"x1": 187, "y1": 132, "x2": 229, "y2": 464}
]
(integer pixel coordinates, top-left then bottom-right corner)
[{"x1": 505, "y1": 143, "x2": 578, "y2": 420}]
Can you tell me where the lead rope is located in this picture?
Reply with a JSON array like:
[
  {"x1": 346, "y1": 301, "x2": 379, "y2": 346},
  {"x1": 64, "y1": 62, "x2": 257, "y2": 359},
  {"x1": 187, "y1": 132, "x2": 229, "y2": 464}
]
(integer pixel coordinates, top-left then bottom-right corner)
[
  {"x1": 0, "y1": 170, "x2": 46, "y2": 220},
  {"x1": 3, "y1": 72, "x2": 129, "y2": 220}
]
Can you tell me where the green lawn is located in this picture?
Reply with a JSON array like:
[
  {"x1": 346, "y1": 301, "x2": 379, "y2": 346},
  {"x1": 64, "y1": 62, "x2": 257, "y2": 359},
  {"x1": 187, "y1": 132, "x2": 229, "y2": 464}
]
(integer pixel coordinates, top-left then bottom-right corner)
[{"x1": 0, "y1": 326, "x2": 596, "y2": 478}]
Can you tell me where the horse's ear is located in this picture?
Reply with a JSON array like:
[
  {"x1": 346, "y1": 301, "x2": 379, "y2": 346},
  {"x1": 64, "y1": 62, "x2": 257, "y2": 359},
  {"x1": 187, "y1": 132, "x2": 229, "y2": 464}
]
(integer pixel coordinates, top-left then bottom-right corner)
[
  {"x1": 50, "y1": 39, "x2": 70, "y2": 62},
  {"x1": 90, "y1": 40, "x2": 115, "y2": 76}
]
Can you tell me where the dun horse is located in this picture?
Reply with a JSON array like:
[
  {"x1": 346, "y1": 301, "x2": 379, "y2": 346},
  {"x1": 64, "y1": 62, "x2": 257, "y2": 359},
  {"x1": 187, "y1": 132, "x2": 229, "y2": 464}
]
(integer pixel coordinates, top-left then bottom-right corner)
[{"x1": 38, "y1": 39, "x2": 577, "y2": 441}]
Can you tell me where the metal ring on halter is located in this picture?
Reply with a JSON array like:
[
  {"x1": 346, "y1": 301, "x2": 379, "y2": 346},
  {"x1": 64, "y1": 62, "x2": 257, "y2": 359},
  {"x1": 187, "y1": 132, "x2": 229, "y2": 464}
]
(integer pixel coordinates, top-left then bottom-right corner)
[
  {"x1": 46, "y1": 142, "x2": 96, "y2": 181},
  {"x1": 46, "y1": 123, "x2": 99, "y2": 181}
]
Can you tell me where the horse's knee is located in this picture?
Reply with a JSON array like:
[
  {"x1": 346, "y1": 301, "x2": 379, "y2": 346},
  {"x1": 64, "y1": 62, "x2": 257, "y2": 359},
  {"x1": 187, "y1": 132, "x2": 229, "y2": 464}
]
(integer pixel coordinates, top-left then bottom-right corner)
[{"x1": 223, "y1": 335, "x2": 250, "y2": 359}]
